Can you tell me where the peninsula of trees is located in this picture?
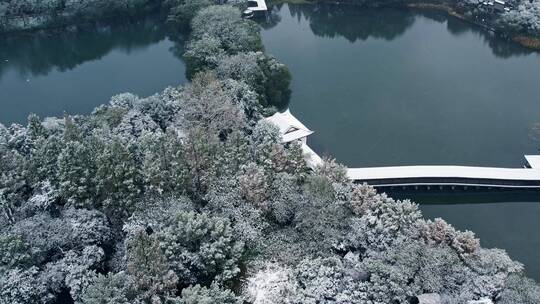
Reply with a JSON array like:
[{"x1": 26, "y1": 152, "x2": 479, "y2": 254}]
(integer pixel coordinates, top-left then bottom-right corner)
[{"x1": 1, "y1": 1, "x2": 540, "y2": 304}]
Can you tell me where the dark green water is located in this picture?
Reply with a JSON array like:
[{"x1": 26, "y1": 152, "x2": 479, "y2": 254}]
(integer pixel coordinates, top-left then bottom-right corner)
[
  {"x1": 1, "y1": 4, "x2": 539, "y2": 280},
  {"x1": 261, "y1": 4, "x2": 540, "y2": 168},
  {"x1": 260, "y1": 4, "x2": 540, "y2": 279},
  {"x1": 0, "y1": 16, "x2": 187, "y2": 124}
]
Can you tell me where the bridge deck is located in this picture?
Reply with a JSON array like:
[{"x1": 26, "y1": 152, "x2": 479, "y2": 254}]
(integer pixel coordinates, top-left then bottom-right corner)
[
  {"x1": 347, "y1": 165, "x2": 540, "y2": 181},
  {"x1": 347, "y1": 165, "x2": 540, "y2": 188},
  {"x1": 348, "y1": 156, "x2": 540, "y2": 187},
  {"x1": 265, "y1": 111, "x2": 540, "y2": 188}
]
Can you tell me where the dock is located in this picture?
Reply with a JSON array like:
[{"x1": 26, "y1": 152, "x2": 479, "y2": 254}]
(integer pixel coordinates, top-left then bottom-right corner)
[{"x1": 265, "y1": 111, "x2": 540, "y2": 189}]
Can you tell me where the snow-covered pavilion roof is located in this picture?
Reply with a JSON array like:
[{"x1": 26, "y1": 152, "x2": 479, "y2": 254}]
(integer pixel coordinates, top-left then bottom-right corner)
[
  {"x1": 247, "y1": 0, "x2": 267, "y2": 11},
  {"x1": 264, "y1": 109, "x2": 314, "y2": 143}
]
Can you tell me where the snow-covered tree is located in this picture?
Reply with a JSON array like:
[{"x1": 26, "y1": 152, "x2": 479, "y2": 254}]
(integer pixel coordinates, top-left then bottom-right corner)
[
  {"x1": 238, "y1": 162, "x2": 268, "y2": 206},
  {"x1": 501, "y1": 0, "x2": 540, "y2": 35},
  {"x1": 140, "y1": 131, "x2": 189, "y2": 196},
  {"x1": 166, "y1": 0, "x2": 214, "y2": 28},
  {"x1": 245, "y1": 263, "x2": 298, "y2": 304},
  {"x1": 177, "y1": 284, "x2": 240, "y2": 304},
  {"x1": 181, "y1": 72, "x2": 246, "y2": 136},
  {"x1": 190, "y1": 5, "x2": 262, "y2": 55},
  {"x1": 126, "y1": 229, "x2": 178, "y2": 302},
  {"x1": 346, "y1": 195, "x2": 422, "y2": 253},
  {"x1": 156, "y1": 211, "x2": 244, "y2": 285},
  {"x1": 268, "y1": 172, "x2": 302, "y2": 225},
  {"x1": 498, "y1": 274, "x2": 540, "y2": 304},
  {"x1": 184, "y1": 34, "x2": 227, "y2": 77},
  {"x1": 81, "y1": 271, "x2": 131, "y2": 304},
  {"x1": 57, "y1": 139, "x2": 99, "y2": 207},
  {"x1": 0, "y1": 232, "x2": 31, "y2": 274},
  {"x1": 95, "y1": 136, "x2": 141, "y2": 218}
]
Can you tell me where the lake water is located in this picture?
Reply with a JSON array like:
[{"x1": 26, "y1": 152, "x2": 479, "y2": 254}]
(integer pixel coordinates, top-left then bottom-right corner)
[
  {"x1": 1, "y1": 4, "x2": 539, "y2": 280},
  {"x1": 0, "y1": 16, "x2": 187, "y2": 124},
  {"x1": 261, "y1": 4, "x2": 540, "y2": 168},
  {"x1": 260, "y1": 4, "x2": 540, "y2": 279}
]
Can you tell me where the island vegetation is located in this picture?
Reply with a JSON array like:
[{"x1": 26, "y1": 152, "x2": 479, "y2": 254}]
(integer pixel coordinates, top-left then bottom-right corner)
[
  {"x1": 1, "y1": 0, "x2": 540, "y2": 49},
  {"x1": 1, "y1": 2, "x2": 540, "y2": 303}
]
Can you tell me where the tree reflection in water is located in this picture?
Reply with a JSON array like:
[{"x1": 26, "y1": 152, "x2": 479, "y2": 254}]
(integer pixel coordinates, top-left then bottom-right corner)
[
  {"x1": 0, "y1": 14, "x2": 187, "y2": 80},
  {"x1": 262, "y1": 3, "x2": 537, "y2": 58},
  {"x1": 0, "y1": 4, "x2": 535, "y2": 81}
]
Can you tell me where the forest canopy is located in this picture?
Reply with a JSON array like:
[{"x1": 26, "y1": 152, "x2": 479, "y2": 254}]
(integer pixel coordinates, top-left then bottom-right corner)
[{"x1": 1, "y1": 1, "x2": 540, "y2": 304}]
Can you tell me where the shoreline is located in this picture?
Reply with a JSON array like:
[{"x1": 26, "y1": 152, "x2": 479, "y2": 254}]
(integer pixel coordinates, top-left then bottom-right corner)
[
  {"x1": 2, "y1": 0, "x2": 539, "y2": 52},
  {"x1": 406, "y1": 3, "x2": 472, "y2": 24},
  {"x1": 512, "y1": 35, "x2": 540, "y2": 50},
  {"x1": 270, "y1": 0, "x2": 540, "y2": 52},
  {"x1": 406, "y1": 2, "x2": 540, "y2": 51}
]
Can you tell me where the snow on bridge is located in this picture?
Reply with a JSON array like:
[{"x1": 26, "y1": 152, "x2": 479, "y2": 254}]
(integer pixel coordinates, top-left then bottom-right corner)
[
  {"x1": 347, "y1": 157, "x2": 540, "y2": 188},
  {"x1": 265, "y1": 111, "x2": 540, "y2": 189}
]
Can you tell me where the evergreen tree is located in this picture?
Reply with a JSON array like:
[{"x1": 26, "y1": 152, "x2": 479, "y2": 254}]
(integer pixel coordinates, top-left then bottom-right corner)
[
  {"x1": 96, "y1": 136, "x2": 141, "y2": 218},
  {"x1": 215, "y1": 130, "x2": 250, "y2": 178},
  {"x1": 183, "y1": 127, "x2": 218, "y2": 197},
  {"x1": 156, "y1": 211, "x2": 244, "y2": 286},
  {"x1": 57, "y1": 139, "x2": 98, "y2": 207},
  {"x1": 28, "y1": 135, "x2": 64, "y2": 188},
  {"x1": 141, "y1": 131, "x2": 189, "y2": 196},
  {"x1": 0, "y1": 233, "x2": 32, "y2": 274},
  {"x1": 177, "y1": 284, "x2": 240, "y2": 304},
  {"x1": 126, "y1": 229, "x2": 178, "y2": 302},
  {"x1": 81, "y1": 272, "x2": 131, "y2": 304},
  {"x1": 26, "y1": 114, "x2": 47, "y2": 151}
]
